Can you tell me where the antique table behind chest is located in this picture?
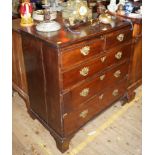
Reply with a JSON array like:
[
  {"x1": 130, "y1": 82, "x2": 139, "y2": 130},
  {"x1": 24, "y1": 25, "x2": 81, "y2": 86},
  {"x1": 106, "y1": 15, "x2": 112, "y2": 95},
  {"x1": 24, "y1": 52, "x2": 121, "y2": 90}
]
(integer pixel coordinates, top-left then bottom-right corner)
[{"x1": 13, "y1": 15, "x2": 134, "y2": 152}]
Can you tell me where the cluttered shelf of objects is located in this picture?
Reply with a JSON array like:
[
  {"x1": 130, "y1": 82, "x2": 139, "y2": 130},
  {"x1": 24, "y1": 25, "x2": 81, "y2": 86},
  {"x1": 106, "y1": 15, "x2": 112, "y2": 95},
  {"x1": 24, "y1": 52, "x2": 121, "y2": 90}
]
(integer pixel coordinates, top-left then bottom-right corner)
[
  {"x1": 12, "y1": 0, "x2": 142, "y2": 25},
  {"x1": 12, "y1": 0, "x2": 142, "y2": 153},
  {"x1": 12, "y1": 0, "x2": 142, "y2": 44}
]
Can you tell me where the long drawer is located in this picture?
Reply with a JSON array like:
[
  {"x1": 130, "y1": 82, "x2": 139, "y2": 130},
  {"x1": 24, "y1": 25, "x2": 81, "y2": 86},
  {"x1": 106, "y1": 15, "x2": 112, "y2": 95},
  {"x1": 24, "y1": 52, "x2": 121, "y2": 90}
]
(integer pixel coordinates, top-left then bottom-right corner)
[
  {"x1": 62, "y1": 42, "x2": 131, "y2": 89},
  {"x1": 61, "y1": 36, "x2": 106, "y2": 69},
  {"x1": 63, "y1": 61, "x2": 129, "y2": 113},
  {"x1": 63, "y1": 79, "x2": 127, "y2": 136}
]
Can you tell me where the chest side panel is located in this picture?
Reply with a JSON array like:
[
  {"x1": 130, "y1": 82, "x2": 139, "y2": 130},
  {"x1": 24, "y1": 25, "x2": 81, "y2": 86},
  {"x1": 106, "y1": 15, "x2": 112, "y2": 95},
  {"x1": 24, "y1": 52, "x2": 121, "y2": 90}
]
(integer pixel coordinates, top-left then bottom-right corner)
[{"x1": 21, "y1": 34, "x2": 48, "y2": 123}]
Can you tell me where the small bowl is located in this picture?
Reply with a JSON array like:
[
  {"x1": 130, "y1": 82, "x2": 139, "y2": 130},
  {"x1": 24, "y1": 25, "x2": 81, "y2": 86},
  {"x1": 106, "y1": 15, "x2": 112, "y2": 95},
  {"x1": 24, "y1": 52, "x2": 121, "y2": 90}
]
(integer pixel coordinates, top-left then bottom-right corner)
[
  {"x1": 32, "y1": 10, "x2": 57, "y2": 21},
  {"x1": 33, "y1": 10, "x2": 44, "y2": 21}
]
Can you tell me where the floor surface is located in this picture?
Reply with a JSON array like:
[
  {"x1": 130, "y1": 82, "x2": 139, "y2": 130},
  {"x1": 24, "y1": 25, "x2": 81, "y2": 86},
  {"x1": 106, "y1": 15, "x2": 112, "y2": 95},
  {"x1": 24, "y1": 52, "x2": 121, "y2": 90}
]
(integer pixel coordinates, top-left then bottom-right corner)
[{"x1": 13, "y1": 87, "x2": 142, "y2": 155}]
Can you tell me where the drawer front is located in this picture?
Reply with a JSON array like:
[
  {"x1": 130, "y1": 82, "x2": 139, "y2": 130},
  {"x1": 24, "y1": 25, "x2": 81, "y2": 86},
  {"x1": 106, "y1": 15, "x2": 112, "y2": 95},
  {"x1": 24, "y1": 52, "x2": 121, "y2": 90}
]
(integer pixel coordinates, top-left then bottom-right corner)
[
  {"x1": 63, "y1": 79, "x2": 127, "y2": 136},
  {"x1": 62, "y1": 43, "x2": 131, "y2": 89},
  {"x1": 63, "y1": 61, "x2": 129, "y2": 113},
  {"x1": 106, "y1": 28, "x2": 132, "y2": 49},
  {"x1": 61, "y1": 37, "x2": 105, "y2": 69}
]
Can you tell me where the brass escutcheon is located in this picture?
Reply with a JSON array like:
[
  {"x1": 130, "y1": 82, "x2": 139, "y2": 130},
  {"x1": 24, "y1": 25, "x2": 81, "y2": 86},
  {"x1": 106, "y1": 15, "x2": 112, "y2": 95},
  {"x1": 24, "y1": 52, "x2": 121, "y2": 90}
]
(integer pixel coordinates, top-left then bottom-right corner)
[
  {"x1": 112, "y1": 89, "x2": 119, "y2": 96},
  {"x1": 80, "y1": 109, "x2": 88, "y2": 118},
  {"x1": 80, "y1": 88, "x2": 89, "y2": 97},
  {"x1": 117, "y1": 33, "x2": 124, "y2": 42},
  {"x1": 57, "y1": 41, "x2": 62, "y2": 44},
  {"x1": 101, "y1": 56, "x2": 106, "y2": 63},
  {"x1": 99, "y1": 94, "x2": 104, "y2": 100},
  {"x1": 114, "y1": 70, "x2": 121, "y2": 78},
  {"x1": 115, "y1": 51, "x2": 122, "y2": 59},
  {"x1": 63, "y1": 113, "x2": 68, "y2": 118},
  {"x1": 100, "y1": 35, "x2": 105, "y2": 40},
  {"x1": 80, "y1": 67, "x2": 89, "y2": 76},
  {"x1": 100, "y1": 74, "x2": 105, "y2": 80},
  {"x1": 80, "y1": 46, "x2": 90, "y2": 56}
]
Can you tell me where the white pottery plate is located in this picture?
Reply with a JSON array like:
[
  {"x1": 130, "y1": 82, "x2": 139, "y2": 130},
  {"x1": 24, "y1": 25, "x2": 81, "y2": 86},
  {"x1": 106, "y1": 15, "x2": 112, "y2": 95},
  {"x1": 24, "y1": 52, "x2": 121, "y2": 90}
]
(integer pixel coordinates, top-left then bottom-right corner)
[{"x1": 36, "y1": 21, "x2": 61, "y2": 32}]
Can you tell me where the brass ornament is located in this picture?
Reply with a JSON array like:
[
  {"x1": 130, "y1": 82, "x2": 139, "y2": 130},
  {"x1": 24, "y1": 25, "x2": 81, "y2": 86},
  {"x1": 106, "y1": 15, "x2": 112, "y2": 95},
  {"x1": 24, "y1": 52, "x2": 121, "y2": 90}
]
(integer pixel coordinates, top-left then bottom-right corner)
[
  {"x1": 115, "y1": 51, "x2": 122, "y2": 59},
  {"x1": 99, "y1": 94, "x2": 104, "y2": 100},
  {"x1": 80, "y1": 46, "x2": 90, "y2": 56},
  {"x1": 80, "y1": 109, "x2": 88, "y2": 118},
  {"x1": 80, "y1": 88, "x2": 89, "y2": 97},
  {"x1": 80, "y1": 67, "x2": 89, "y2": 76},
  {"x1": 100, "y1": 35, "x2": 105, "y2": 40},
  {"x1": 114, "y1": 70, "x2": 121, "y2": 78},
  {"x1": 112, "y1": 89, "x2": 119, "y2": 96},
  {"x1": 62, "y1": 0, "x2": 92, "y2": 26},
  {"x1": 100, "y1": 74, "x2": 105, "y2": 80},
  {"x1": 101, "y1": 56, "x2": 106, "y2": 63},
  {"x1": 117, "y1": 34, "x2": 124, "y2": 42}
]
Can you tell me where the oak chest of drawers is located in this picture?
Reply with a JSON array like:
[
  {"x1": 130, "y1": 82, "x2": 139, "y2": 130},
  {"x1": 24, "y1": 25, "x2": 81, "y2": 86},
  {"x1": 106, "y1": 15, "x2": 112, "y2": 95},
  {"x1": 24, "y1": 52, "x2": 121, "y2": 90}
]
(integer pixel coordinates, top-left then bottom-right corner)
[{"x1": 18, "y1": 16, "x2": 133, "y2": 152}]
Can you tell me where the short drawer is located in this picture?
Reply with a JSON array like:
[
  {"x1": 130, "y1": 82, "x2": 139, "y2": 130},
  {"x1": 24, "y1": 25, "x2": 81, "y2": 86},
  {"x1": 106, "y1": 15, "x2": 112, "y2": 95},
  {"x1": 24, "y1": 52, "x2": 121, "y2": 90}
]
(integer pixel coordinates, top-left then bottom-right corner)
[
  {"x1": 63, "y1": 79, "x2": 127, "y2": 136},
  {"x1": 61, "y1": 37, "x2": 105, "y2": 69},
  {"x1": 106, "y1": 28, "x2": 132, "y2": 49},
  {"x1": 62, "y1": 43, "x2": 131, "y2": 89},
  {"x1": 63, "y1": 61, "x2": 129, "y2": 113}
]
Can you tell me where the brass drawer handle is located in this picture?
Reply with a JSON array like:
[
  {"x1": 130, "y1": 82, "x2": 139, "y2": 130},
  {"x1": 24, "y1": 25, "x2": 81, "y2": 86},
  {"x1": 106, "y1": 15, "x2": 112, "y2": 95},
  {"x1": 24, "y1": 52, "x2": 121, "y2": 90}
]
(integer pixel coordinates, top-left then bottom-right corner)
[
  {"x1": 63, "y1": 113, "x2": 68, "y2": 118},
  {"x1": 99, "y1": 94, "x2": 104, "y2": 100},
  {"x1": 117, "y1": 33, "x2": 124, "y2": 42},
  {"x1": 115, "y1": 51, "x2": 122, "y2": 60},
  {"x1": 80, "y1": 46, "x2": 90, "y2": 56},
  {"x1": 100, "y1": 74, "x2": 105, "y2": 80},
  {"x1": 80, "y1": 109, "x2": 88, "y2": 118},
  {"x1": 80, "y1": 67, "x2": 89, "y2": 76},
  {"x1": 114, "y1": 70, "x2": 121, "y2": 78},
  {"x1": 112, "y1": 89, "x2": 119, "y2": 96},
  {"x1": 101, "y1": 56, "x2": 106, "y2": 63},
  {"x1": 100, "y1": 35, "x2": 105, "y2": 40},
  {"x1": 80, "y1": 88, "x2": 89, "y2": 97}
]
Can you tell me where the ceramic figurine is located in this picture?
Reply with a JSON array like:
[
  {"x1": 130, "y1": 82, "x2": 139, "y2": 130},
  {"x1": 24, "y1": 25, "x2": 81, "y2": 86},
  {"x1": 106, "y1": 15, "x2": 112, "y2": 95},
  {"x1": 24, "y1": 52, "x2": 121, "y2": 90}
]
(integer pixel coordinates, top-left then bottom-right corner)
[
  {"x1": 96, "y1": 0, "x2": 106, "y2": 15},
  {"x1": 116, "y1": 0, "x2": 125, "y2": 15},
  {"x1": 107, "y1": 0, "x2": 117, "y2": 12},
  {"x1": 20, "y1": 0, "x2": 34, "y2": 26},
  {"x1": 124, "y1": 0, "x2": 134, "y2": 14},
  {"x1": 116, "y1": 4, "x2": 125, "y2": 15}
]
